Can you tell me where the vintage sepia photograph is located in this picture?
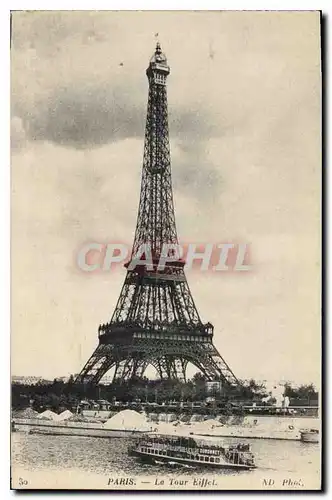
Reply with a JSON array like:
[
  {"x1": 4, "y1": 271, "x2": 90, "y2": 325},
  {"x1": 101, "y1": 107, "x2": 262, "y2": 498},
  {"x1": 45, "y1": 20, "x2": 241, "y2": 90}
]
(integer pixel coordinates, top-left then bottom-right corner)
[{"x1": 10, "y1": 10, "x2": 322, "y2": 490}]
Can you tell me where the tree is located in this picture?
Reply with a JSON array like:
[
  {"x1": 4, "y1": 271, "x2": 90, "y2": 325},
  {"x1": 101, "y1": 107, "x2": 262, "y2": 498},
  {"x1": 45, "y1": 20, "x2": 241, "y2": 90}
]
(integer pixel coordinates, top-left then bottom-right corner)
[
  {"x1": 284, "y1": 383, "x2": 318, "y2": 403},
  {"x1": 192, "y1": 372, "x2": 207, "y2": 384},
  {"x1": 191, "y1": 372, "x2": 208, "y2": 401}
]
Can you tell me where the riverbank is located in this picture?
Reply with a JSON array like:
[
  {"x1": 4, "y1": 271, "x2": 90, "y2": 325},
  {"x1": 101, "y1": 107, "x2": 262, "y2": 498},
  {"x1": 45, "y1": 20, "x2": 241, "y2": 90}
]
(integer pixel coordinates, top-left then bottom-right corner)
[
  {"x1": 155, "y1": 414, "x2": 319, "y2": 441},
  {"x1": 12, "y1": 418, "x2": 151, "y2": 438},
  {"x1": 12, "y1": 412, "x2": 319, "y2": 441}
]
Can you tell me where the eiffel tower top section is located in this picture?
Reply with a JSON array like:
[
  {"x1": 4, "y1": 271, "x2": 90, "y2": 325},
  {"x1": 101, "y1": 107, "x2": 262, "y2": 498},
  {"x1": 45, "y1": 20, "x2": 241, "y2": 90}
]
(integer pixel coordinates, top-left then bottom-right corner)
[
  {"x1": 132, "y1": 43, "x2": 178, "y2": 258},
  {"x1": 146, "y1": 42, "x2": 170, "y2": 82}
]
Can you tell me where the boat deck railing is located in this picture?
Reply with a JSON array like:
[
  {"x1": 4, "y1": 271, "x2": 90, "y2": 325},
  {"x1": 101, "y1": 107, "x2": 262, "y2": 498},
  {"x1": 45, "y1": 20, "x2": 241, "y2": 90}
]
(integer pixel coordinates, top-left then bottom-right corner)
[{"x1": 136, "y1": 443, "x2": 254, "y2": 466}]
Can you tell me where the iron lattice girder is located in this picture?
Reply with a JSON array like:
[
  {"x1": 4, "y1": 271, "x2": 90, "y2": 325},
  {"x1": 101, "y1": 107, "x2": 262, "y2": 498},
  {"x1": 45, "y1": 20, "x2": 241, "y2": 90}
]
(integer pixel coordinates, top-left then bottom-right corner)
[
  {"x1": 76, "y1": 337, "x2": 238, "y2": 386},
  {"x1": 76, "y1": 44, "x2": 238, "y2": 387},
  {"x1": 133, "y1": 81, "x2": 177, "y2": 256},
  {"x1": 110, "y1": 271, "x2": 201, "y2": 327}
]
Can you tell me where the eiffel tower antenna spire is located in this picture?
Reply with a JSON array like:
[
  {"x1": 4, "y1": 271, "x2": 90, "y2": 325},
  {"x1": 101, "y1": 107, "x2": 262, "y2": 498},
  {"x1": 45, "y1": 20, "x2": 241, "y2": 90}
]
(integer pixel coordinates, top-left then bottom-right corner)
[{"x1": 76, "y1": 44, "x2": 239, "y2": 386}]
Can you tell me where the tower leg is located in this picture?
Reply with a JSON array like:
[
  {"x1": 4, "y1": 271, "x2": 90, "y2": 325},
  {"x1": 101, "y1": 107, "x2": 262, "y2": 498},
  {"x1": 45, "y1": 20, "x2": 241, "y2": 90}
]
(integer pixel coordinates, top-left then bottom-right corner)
[
  {"x1": 113, "y1": 358, "x2": 149, "y2": 382},
  {"x1": 184, "y1": 343, "x2": 238, "y2": 385},
  {"x1": 174, "y1": 358, "x2": 188, "y2": 382},
  {"x1": 114, "y1": 359, "x2": 135, "y2": 382},
  {"x1": 134, "y1": 360, "x2": 149, "y2": 378},
  {"x1": 75, "y1": 344, "x2": 117, "y2": 384},
  {"x1": 155, "y1": 358, "x2": 168, "y2": 379},
  {"x1": 167, "y1": 358, "x2": 187, "y2": 381}
]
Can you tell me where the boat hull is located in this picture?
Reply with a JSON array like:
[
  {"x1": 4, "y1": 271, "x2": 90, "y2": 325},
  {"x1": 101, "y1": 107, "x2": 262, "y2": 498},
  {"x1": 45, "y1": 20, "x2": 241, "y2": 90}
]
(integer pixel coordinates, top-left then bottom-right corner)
[
  {"x1": 130, "y1": 449, "x2": 256, "y2": 470},
  {"x1": 300, "y1": 431, "x2": 319, "y2": 443}
]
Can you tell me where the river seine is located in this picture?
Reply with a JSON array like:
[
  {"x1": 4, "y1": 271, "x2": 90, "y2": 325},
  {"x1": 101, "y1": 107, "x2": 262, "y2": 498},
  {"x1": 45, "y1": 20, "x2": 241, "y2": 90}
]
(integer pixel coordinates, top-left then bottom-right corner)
[{"x1": 12, "y1": 432, "x2": 320, "y2": 479}]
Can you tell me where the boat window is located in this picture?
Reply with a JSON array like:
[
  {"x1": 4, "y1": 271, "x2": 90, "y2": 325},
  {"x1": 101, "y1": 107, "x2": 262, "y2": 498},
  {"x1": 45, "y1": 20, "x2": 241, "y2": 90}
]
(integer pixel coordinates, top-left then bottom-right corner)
[
  {"x1": 204, "y1": 456, "x2": 209, "y2": 462},
  {"x1": 210, "y1": 457, "x2": 214, "y2": 462},
  {"x1": 215, "y1": 458, "x2": 220, "y2": 463},
  {"x1": 199, "y1": 456, "x2": 204, "y2": 461}
]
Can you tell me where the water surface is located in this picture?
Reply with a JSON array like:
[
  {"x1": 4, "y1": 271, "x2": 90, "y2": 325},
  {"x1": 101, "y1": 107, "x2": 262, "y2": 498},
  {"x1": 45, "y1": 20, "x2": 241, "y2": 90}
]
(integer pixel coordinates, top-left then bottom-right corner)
[{"x1": 12, "y1": 432, "x2": 320, "y2": 479}]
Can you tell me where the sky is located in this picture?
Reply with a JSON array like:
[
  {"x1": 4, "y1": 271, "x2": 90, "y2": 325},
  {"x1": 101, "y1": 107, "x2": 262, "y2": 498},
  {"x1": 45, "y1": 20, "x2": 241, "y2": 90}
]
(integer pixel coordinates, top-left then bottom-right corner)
[{"x1": 11, "y1": 11, "x2": 321, "y2": 386}]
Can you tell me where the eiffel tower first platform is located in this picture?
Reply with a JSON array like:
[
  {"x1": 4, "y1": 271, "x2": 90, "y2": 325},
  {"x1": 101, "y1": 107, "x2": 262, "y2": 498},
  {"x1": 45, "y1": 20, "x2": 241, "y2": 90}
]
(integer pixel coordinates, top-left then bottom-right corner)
[{"x1": 76, "y1": 43, "x2": 239, "y2": 386}]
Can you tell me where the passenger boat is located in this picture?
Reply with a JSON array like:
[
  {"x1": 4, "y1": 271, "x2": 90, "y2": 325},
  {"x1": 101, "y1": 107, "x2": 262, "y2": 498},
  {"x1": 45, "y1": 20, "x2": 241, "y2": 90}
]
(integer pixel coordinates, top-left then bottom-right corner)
[
  {"x1": 128, "y1": 433, "x2": 256, "y2": 470},
  {"x1": 300, "y1": 429, "x2": 319, "y2": 443}
]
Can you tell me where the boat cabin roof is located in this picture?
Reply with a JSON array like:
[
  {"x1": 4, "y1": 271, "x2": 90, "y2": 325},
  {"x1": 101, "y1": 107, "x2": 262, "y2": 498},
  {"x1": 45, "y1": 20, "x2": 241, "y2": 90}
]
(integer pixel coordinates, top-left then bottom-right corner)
[{"x1": 143, "y1": 432, "x2": 243, "y2": 448}]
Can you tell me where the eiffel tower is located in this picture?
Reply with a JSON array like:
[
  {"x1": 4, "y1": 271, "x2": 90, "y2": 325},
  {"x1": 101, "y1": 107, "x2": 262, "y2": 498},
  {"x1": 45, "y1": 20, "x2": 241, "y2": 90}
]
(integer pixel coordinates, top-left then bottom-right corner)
[{"x1": 76, "y1": 43, "x2": 238, "y2": 386}]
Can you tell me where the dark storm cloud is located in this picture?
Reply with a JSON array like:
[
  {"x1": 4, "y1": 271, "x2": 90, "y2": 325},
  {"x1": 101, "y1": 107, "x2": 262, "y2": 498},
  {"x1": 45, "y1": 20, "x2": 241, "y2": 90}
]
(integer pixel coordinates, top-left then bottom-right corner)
[
  {"x1": 15, "y1": 79, "x2": 223, "y2": 198},
  {"x1": 24, "y1": 83, "x2": 145, "y2": 148},
  {"x1": 19, "y1": 82, "x2": 219, "y2": 150}
]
